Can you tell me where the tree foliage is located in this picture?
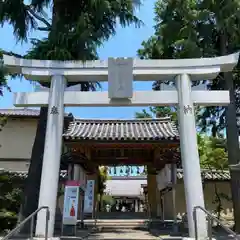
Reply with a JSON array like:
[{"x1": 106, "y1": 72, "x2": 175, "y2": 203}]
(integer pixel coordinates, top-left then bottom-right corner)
[
  {"x1": 197, "y1": 135, "x2": 231, "y2": 219},
  {"x1": 0, "y1": 52, "x2": 8, "y2": 96},
  {"x1": 0, "y1": 172, "x2": 22, "y2": 233},
  {"x1": 97, "y1": 166, "x2": 110, "y2": 211},
  {"x1": 0, "y1": 0, "x2": 142, "y2": 61},
  {"x1": 98, "y1": 166, "x2": 109, "y2": 196},
  {"x1": 135, "y1": 106, "x2": 177, "y2": 123},
  {"x1": 0, "y1": 0, "x2": 143, "y2": 87},
  {"x1": 197, "y1": 134, "x2": 228, "y2": 169}
]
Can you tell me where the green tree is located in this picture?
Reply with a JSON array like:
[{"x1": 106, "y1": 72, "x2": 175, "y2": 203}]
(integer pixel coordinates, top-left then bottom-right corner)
[
  {"x1": 0, "y1": 51, "x2": 10, "y2": 131},
  {"x1": 0, "y1": 52, "x2": 9, "y2": 96},
  {"x1": 135, "y1": 106, "x2": 177, "y2": 123},
  {"x1": 0, "y1": 0, "x2": 142, "y2": 231},
  {"x1": 101, "y1": 195, "x2": 114, "y2": 207},
  {"x1": 196, "y1": 106, "x2": 226, "y2": 138},
  {"x1": 97, "y1": 166, "x2": 110, "y2": 211},
  {"x1": 138, "y1": 0, "x2": 240, "y2": 230},
  {"x1": 0, "y1": 172, "x2": 22, "y2": 233},
  {"x1": 135, "y1": 109, "x2": 152, "y2": 119},
  {"x1": 197, "y1": 135, "x2": 230, "y2": 219},
  {"x1": 198, "y1": 135, "x2": 228, "y2": 170}
]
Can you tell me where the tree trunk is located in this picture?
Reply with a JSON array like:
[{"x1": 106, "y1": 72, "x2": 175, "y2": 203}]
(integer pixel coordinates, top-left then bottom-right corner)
[
  {"x1": 225, "y1": 72, "x2": 240, "y2": 232},
  {"x1": 20, "y1": 107, "x2": 48, "y2": 234},
  {"x1": 220, "y1": 29, "x2": 240, "y2": 232}
]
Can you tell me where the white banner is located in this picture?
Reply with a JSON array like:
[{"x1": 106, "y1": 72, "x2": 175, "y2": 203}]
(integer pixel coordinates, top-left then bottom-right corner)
[
  {"x1": 156, "y1": 164, "x2": 172, "y2": 191},
  {"x1": 84, "y1": 180, "x2": 95, "y2": 213},
  {"x1": 62, "y1": 182, "x2": 80, "y2": 225}
]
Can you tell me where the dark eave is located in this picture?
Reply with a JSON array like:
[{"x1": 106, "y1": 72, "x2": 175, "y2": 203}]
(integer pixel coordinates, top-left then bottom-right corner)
[
  {"x1": 0, "y1": 169, "x2": 67, "y2": 180},
  {"x1": 0, "y1": 169, "x2": 230, "y2": 182}
]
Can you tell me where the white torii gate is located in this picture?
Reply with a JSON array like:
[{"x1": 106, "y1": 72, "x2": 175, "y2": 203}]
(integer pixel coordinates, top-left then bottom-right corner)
[{"x1": 3, "y1": 53, "x2": 239, "y2": 239}]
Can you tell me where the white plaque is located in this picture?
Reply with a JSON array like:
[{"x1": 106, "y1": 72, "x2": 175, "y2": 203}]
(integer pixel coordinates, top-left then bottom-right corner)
[
  {"x1": 108, "y1": 57, "x2": 133, "y2": 99},
  {"x1": 83, "y1": 180, "x2": 95, "y2": 213},
  {"x1": 156, "y1": 164, "x2": 172, "y2": 191}
]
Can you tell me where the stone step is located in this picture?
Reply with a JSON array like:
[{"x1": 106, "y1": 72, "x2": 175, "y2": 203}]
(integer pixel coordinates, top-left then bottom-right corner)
[
  {"x1": 0, "y1": 237, "x2": 183, "y2": 240},
  {"x1": 94, "y1": 212, "x2": 147, "y2": 220},
  {"x1": 61, "y1": 228, "x2": 180, "y2": 240},
  {"x1": 82, "y1": 219, "x2": 177, "y2": 230}
]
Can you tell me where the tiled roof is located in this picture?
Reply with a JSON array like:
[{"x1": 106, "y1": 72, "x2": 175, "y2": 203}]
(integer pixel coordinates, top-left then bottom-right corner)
[
  {"x1": 63, "y1": 118, "x2": 179, "y2": 141},
  {"x1": 0, "y1": 108, "x2": 72, "y2": 118},
  {"x1": 0, "y1": 108, "x2": 40, "y2": 117},
  {"x1": 0, "y1": 169, "x2": 230, "y2": 181},
  {"x1": 0, "y1": 169, "x2": 67, "y2": 180},
  {"x1": 176, "y1": 169, "x2": 230, "y2": 181}
]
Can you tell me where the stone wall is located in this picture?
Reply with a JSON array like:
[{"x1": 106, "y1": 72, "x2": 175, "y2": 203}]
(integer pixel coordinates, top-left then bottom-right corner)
[
  {"x1": 174, "y1": 181, "x2": 233, "y2": 219},
  {"x1": 0, "y1": 117, "x2": 38, "y2": 170}
]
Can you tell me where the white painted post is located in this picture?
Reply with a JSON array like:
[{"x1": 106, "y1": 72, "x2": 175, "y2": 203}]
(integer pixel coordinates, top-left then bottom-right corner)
[
  {"x1": 35, "y1": 75, "x2": 66, "y2": 238},
  {"x1": 135, "y1": 199, "x2": 138, "y2": 212},
  {"x1": 73, "y1": 165, "x2": 81, "y2": 181},
  {"x1": 176, "y1": 74, "x2": 207, "y2": 239}
]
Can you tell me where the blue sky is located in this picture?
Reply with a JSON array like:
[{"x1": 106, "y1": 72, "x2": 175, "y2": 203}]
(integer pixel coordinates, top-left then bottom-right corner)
[{"x1": 0, "y1": 0, "x2": 156, "y2": 119}]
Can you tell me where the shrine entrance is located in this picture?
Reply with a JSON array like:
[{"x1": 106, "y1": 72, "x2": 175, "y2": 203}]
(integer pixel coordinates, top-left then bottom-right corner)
[
  {"x1": 105, "y1": 166, "x2": 146, "y2": 218},
  {"x1": 62, "y1": 118, "x2": 180, "y2": 220}
]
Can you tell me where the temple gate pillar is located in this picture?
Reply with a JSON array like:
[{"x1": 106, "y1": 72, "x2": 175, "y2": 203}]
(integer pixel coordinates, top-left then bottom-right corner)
[
  {"x1": 35, "y1": 75, "x2": 66, "y2": 237},
  {"x1": 156, "y1": 189, "x2": 161, "y2": 217},
  {"x1": 163, "y1": 192, "x2": 174, "y2": 220},
  {"x1": 153, "y1": 149, "x2": 161, "y2": 218},
  {"x1": 147, "y1": 169, "x2": 157, "y2": 218},
  {"x1": 73, "y1": 165, "x2": 81, "y2": 181},
  {"x1": 73, "y1": 165, "x2": 86, "y2": 221},
  {"x1": 134, "y1": 199, "x2": 138, "y2": 212},
  {"x1": 176, "y1": 74, "x2": 207, "y2": 238}
]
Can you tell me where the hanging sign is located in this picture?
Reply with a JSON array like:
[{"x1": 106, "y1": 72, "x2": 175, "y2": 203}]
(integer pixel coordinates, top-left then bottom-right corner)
[
  {"x1": 156, "y1": 164, "x2": 172, "y2": 191},
  {"x1": 83, "y1": 180, "x2": 95, "y2": 213},
  {"x1": 62, "y1": 181, "x2": 80, "y2": 225}
]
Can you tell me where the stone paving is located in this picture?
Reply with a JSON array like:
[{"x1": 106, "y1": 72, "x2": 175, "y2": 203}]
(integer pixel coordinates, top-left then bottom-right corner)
[
  {"x1": 85, "y1": 228, "x2": 162, "y2": 239},
  {"x1": 1, "y1": 219, "x2": 237, "y2": 240},
  {"x1": 78, "y1": 224, "x2": 240, "y2": 240}
]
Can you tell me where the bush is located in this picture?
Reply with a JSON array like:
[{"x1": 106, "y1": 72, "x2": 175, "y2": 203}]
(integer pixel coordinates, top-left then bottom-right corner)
[{"x1": 0, "y1": 172, "x2": 23, "y2": 233}]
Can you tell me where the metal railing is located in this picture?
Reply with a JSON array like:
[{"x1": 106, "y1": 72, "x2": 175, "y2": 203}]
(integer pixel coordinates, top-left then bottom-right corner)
[
  {"x1": 2, "y1": 206, "x2": 50, "y2": 240},
  {"x1": 193, "y1": 205, "x2": 239, "y2": 240}
]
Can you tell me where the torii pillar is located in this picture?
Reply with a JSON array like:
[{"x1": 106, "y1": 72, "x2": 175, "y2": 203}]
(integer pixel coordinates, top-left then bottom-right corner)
[
  {"x1": 36, "y1": 75, "x2": 66, "y2": 237},
  {"x1": 3, "y1": 53, "x2": 239, "y2": 239}
]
